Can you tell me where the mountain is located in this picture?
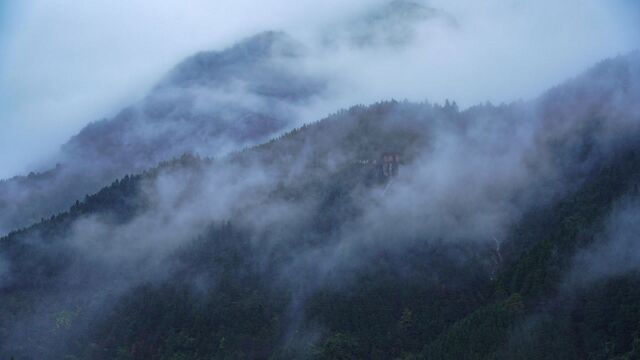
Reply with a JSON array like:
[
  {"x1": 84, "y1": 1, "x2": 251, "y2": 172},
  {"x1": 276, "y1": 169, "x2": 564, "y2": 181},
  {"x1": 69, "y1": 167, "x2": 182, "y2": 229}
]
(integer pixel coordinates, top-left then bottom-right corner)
[
  {"x1": 1, "y1": 52, "x2": 640, "y2": 359},
  {"x1": 0, "y1": 31, "x2": 325, "y2": 235}
]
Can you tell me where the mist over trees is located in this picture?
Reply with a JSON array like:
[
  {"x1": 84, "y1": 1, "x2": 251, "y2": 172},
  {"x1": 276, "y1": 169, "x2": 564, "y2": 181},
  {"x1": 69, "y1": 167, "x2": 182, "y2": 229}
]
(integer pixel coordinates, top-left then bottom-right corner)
[{"x1": 0, "y1": 31, "x2": 324, "y2": 235}]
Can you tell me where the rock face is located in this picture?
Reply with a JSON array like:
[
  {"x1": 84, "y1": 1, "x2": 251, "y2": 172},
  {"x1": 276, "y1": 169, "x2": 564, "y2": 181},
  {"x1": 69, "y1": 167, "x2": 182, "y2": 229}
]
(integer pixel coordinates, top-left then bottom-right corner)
[{"x1": 381, "y1": 153, "x2": 402, "y2": 177}]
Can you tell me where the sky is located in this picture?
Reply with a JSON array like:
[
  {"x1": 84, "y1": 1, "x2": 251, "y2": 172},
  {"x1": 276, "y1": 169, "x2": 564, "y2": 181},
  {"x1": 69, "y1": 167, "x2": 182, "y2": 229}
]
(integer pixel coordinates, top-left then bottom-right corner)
[{"x1": 0, "y1": 0, "x2": 639, "y2": 179}]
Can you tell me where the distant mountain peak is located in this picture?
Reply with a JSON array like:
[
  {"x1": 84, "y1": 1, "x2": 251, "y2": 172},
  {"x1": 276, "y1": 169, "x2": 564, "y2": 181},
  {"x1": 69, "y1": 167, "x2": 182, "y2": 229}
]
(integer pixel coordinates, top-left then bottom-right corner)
[
  {"x1": 323, "y1": 0, "x2": 456, "y2": 49},
  {"x1": 158, "y1": 31, "x2": 306, "y2": 89}
]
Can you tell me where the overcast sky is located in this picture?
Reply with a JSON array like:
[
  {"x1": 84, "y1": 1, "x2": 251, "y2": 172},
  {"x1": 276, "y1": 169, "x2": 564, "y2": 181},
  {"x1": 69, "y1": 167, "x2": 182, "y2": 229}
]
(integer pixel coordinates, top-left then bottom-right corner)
[{"x1": 0, "y1": 0, "x2": 638, "y2": 179}]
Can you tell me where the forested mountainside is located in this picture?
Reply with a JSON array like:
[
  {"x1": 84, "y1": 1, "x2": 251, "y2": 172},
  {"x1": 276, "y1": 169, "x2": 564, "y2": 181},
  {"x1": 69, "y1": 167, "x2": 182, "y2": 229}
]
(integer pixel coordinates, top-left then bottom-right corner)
[
  {"x1": 0, "y1": 31, "x2": 324, "y2": 235},
  {"x1": 0, "y1": 0, "x2": 451, "y2": 237},
  {"x1": 1, "y1": 52, "x2": 640, "y2": 359}
]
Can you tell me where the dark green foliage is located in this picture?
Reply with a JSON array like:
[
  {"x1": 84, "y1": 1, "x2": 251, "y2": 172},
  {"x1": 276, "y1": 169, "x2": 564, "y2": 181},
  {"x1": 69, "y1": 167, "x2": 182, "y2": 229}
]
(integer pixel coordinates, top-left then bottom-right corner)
[{"x1": 421, "y1": 294, "x2": 524, "y2": 360}]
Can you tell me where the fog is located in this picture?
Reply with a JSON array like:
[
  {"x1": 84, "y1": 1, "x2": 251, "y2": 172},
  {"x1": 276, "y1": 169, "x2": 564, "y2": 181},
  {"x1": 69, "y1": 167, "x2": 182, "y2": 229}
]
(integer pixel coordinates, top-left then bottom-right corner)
[
  {"x1": 1, "y1": 0, "x2": 638, "y2": 179},
  {"x1": 1, "y1": 1, "x2": 640, "y2": 355}
]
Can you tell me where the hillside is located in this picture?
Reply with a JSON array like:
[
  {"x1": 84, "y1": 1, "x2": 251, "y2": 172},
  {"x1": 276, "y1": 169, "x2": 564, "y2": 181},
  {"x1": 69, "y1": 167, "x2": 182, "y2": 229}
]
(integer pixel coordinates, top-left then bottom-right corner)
[
  {"x1": 1, "y1": 52, "x2": 640, "y2": 359},
  {"x1": 0, "y1": 31, "x2": 324, "y2": 235}
]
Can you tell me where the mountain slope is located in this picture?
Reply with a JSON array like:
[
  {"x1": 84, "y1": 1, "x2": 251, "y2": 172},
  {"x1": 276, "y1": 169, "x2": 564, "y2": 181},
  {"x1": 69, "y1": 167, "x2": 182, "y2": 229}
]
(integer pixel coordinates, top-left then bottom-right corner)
[{"x1": 1, "y1": 52, "x2": 640, "y2": 359}]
